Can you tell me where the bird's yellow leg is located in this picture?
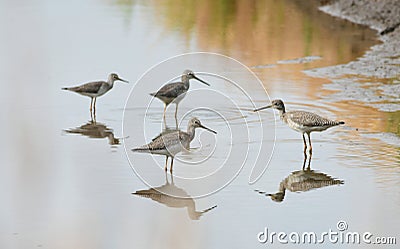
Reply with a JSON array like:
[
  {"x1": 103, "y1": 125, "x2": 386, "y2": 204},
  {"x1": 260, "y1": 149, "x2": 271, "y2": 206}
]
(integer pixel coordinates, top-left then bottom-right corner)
[
  {"x1": 93, "y1": 97, "x2": 97, "y2": 114},
  {"x1": 163, "y1": 104, "x2": 167, "y2": 120},
  {"x1": 90, "y1": 97, "x2": 93, "y2": 113},
  {"x1": 302, "y1": 133, "x2": 307, "y2": 156},
  {"x1": 170, "y1": 157, "x2": 174, "y2": 173},
  {"x1": 164, "y1": 156, "x2": 168, "y2": 171},
  {"x1": 175, "y1": 103, "x2": 178, "y2": 120},
  {"x1": 307, "y1": 132, "x2": 313, "y2": 155}
]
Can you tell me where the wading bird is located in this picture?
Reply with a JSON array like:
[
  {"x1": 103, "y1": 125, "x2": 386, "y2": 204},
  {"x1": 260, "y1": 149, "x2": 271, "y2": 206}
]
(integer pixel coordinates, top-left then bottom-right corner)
[
  {"x1": 62, "y1": 73, "x2": 128, "y2": 114},
  {"x1": 150, "y1": 70, "x2": 209, "y2": 119},
  {"x1": 254, "y1": 99, "x2": 344, "y2": 154},
  {"x1": 132, "y1": 117, "x2": 216, "y2": 173}
]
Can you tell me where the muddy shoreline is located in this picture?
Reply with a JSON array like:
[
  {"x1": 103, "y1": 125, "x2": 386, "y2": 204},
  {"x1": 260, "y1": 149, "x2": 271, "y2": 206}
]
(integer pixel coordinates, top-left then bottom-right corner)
[
  {"x1": 306, "y1": 0, "x2": 400, "y2": 112},
  {"x1": 312, "y1": 0, "x2": 400, "y2": 79}
]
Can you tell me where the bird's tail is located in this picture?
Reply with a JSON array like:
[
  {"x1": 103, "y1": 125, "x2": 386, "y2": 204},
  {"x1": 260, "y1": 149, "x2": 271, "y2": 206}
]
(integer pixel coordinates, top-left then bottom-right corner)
[{"x1": 338, "y1": 121, "x2": 345, "y2": 125}]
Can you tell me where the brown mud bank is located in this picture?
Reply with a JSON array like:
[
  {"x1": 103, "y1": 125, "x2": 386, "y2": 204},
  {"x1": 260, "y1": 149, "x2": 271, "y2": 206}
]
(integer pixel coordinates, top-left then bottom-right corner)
[{"x1": 306, "y1": 0, "x2": 400, "y2": 112}]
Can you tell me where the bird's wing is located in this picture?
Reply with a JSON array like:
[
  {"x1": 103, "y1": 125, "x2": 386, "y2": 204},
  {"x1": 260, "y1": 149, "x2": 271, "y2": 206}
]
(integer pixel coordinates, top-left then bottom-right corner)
[
  {"x1": 134, "y1": 130, "x2": 190, "y2": 152},
  {"x1": 144, "y1": 131, "x2": 182, "y2": 150},
  {"x1": 151, "y1": 82, "x2": 186, "y2": 98},
  {"x1": 67, "y1": 81, "x2": 106, "y2": 94},
  {"x1": 151, "y1": 128, "x2": 180, "y2": 141},
  {"x1": 287, "y1": 111, "x2": 337, "y2": 127}
]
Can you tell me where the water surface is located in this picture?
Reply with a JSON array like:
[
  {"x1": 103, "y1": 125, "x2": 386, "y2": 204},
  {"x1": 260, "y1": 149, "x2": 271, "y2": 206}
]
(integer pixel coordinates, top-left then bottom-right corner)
[{"x1": 1, "y1": 0, "x2": 399, "y2": 248}]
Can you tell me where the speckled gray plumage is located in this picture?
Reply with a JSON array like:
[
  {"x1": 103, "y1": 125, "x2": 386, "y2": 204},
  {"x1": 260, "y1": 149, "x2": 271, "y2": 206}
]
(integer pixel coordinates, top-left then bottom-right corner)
[
  {"x1": 256, "y1": 99, "x2": 345, "y2": 132},
  {"x1": 150, "y1": 82, "x2": 188, "y2": 105},
  {"x1": 63, "y1": 81, "x2": 111, "y2": 95},
  {"x1": 150, "y1": 70, "x2": 209, "y2": 113},
  {"x1": 283, "y1": 111, "x2": 344, "y2": 128},
  {"x1": 151, "y1": 82, "x2": 188, "y2": 99},
  {"x1": 132, "y1": 130, "x2": 190, "y2": 152},
  {"x1": 131, "y1": 117, "x2": 216, "y2": 157}
]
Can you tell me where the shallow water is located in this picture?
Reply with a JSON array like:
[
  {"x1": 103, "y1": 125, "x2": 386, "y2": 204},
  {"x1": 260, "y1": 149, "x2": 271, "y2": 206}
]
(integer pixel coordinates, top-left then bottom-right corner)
[{"x1": 1, "y1": 0, "x2": 399, "y2": 248}]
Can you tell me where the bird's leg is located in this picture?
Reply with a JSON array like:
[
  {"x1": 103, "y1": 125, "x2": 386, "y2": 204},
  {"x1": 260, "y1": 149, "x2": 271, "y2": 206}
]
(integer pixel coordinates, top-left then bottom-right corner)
[
  {"x1": 165, "y1": 170, "x2": 169, "y2": 184},
  {"x1": 170, "y1": 157, "x2": 174, "y2": 173},
  {"x1": 163, "y1": 116, "x2": 167, "y2": 130},
  {"x1": 93, "y1": 97, "x2": 97, "y2": 114},
  {"x1": 90, "y1": 97, "x2": 94, "y2": 113},
  {"x1": 302, "y1": 133, "x2": 307, "y2": 157},
  {"x1": 164, "y1": 156, "x2": 168, "y2": 171},
  {"x1": 307, "y1": 152, "x2": 312, "y2": 170},
  {"x1": 175, "y1": 103, "x2": 178, "y2": 120},
  {"x1": 93, "y1": 112, "x2": 96, "y2": 124},
  {"x1": 163, "y1": 104, "x2": 167, "y2": 121},
  {"x1": 307, "y1": 132, "x2": 313, "y2": 155},
  {"x1": 302, "y1": 154, "x2": 307, "y2": 170},
  {"x1": 90, "y1": 111, "x2": 95, "y2": 123},
  {"x1": 174, "y1": 104, "x2": 178, "y2": 129}
]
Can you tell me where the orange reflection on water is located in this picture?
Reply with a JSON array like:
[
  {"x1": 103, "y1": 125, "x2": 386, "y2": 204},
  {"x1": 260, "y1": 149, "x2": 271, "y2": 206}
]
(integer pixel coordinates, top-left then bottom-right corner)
[{"x1": 151, "y1": 0, "x2": 376, "y2": 67}]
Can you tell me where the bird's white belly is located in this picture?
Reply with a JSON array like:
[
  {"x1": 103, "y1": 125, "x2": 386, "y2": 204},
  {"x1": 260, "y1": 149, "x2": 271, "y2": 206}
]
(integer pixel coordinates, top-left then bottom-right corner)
[
  {"x1": 286, "y1": 119, "x2": 329, "y2": 133},
  {"x1": 286, "y1": 119, "x2": 305, "y2": 132},
  {"x1": 166, "y1": 143, "x2": 185, "y2": 156},
  {"x1": 78, "y1": 92, "x2": 98, "y2": 98},
  {"x1": 174, "y1": 92, "x2": 186, "y2": 103},
  {"x1": 96, "y1": 85, "x2": 111, "y2": 97}
]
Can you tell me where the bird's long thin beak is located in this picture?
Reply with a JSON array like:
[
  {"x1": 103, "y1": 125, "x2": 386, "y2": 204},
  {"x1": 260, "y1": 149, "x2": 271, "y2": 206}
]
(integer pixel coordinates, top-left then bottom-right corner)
[
  {"x1": 253, "y1": 105, "x2": 272, "y2": 112},
  {"x1": 193, "y1": 76, "x2": 210, "y2": 86},
  {"x1": 200, "y1": 124, "x2": 217, "y2": 134},
  {"x1": 117, "y1": 77, "x2": 129, "y2": 83}
]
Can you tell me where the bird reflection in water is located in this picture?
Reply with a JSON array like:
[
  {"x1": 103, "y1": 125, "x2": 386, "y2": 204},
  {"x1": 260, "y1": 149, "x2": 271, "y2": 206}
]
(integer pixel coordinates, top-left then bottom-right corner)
[
  {"x1": 133, "y1": 174, "x2": 217, "y2": 220},
  {"x1": 64, "y1": 119, "x2": 121, "y2": 145},
  {"x1": 256, "y1": 155, "x2": 344, "y2": 202}
]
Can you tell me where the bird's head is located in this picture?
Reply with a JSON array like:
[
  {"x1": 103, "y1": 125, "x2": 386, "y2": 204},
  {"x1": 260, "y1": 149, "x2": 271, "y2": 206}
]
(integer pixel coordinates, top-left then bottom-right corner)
[
  {"x1": 254, "y1": 99, "x2": 285, "y2": 112},
  {"x1": 182, "y1": 70, "x2": 210, "y2": 86},
  {"x1": 109, "y1": 73, "x2": 129, "y2": 83},
  {"x1": 189, "y1": 117, "x2": 217, "y2": 134}
]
